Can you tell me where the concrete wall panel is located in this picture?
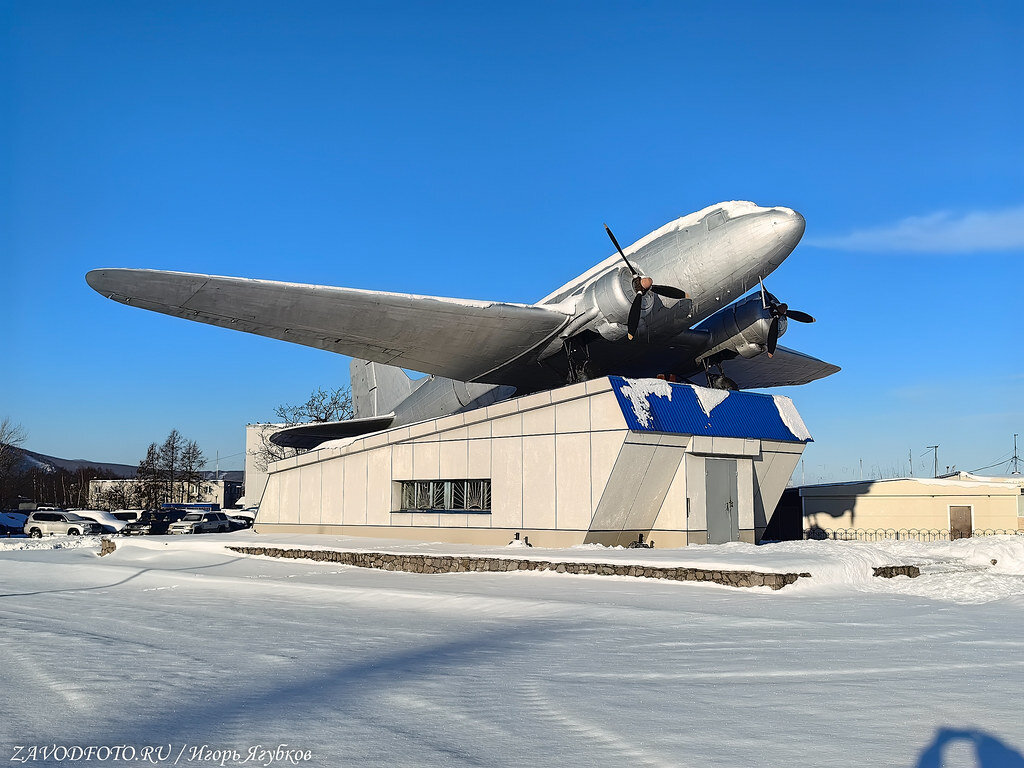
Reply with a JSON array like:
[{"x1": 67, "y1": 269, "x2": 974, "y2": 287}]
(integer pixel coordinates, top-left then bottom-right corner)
[
  {"x1": 490, "y1": 437, "x2": 523, "y2": 528},
  {"x1": 298, "y1": 463, "x2": 323, "y2": 525},
  {"x1": 320, "y1": 462, "x2": 344, "y2": 524},
  {"x1": 522, "y1": 404, "x2": 555, "y2": 435},
  {"x1": 438, "y1": 439, "x2": 469, "y2": 480},
  {"x1": 590, "y1": 431, "x2": 626, "y2": 512},
  {"x1": 342, "y1": 452, "x2": 368, "y2": 525},
  {"x1": 522, "y1": 435, "x2": 556, "y2": 530},
  {"x1": 391, "y1": 443, "x2": 413, "y2": 479},
  {"x1": 365, "y1": 448, "x2": 392, "y2": 524},
  {"x1": 555, "y1": 432, "x2": 592, "y2": 530},
  {"x1": 468, "y1": 439, "x2": 492, "y2": 479},
  {"x1": 589, "y1": 392, "x2": 626, "y2": 431},
  {"x1": 654, "y1": 458, "x2": 688, "y2": 532},
  {"x1": 490, "y1": 413, "x2": 523, "y2": 438},
  {"x1": 554, "y1": 397, "x2": 590, "y2": 434},
  {"x1": 412, "y1": 442, "x2": 440, "y2": 480}
]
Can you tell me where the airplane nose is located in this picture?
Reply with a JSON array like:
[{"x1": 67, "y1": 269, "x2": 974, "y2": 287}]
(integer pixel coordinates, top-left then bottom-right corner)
[{"x1": 771, "y1": 208, "x2": 806, "y2": 249}]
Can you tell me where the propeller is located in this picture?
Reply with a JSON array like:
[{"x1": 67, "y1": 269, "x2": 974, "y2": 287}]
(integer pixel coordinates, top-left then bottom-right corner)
[
  {"x1": 604, "y1": 224, "x2": 687, "y2": 340},
  {"x1": 759, "y1": 278, "x2": 815, "y2": 357}
]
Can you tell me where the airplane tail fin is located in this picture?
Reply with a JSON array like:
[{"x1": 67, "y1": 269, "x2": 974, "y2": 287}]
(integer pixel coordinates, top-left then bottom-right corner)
[{"x1": 350, "y1": 359, "x2": 419, "y2": 418}]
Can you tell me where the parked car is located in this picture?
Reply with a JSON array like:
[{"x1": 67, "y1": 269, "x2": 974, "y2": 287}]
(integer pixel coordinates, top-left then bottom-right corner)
[
  {"x1": 226, "y1": 515, "x2": 254, "y2": 531},
  {"x1": 1, "y1": 511, "x2": 28, "y2": 536},
  {"x1": 24, "y1": 511, "x2": 103, "y2": 537},
  {"x1": 122, "y1": 510, "x2": 188, "y2": 536},
  {"x1": 72, "y1": 509, "x2": 128, "y2": 534},
  {"x1": 167, "y1": 511, "x2": 232, "y2": 535},
  {"x1": 111, "y1": 509, "x2": 144, "y2": 523}
]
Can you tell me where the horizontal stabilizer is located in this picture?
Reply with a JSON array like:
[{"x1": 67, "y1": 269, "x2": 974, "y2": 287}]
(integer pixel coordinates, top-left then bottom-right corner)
[{"x1": 270, "y1": 415, "x2": 395, "y2": 450}]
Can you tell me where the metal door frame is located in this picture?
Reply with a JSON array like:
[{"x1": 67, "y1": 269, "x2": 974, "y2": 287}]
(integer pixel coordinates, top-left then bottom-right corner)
[
  {"x1": 705, "y1": 458, "x2": 738, "y2": 544},
  {"x1": 948, "y1": 504, "x2": 974, "y2": 539}
]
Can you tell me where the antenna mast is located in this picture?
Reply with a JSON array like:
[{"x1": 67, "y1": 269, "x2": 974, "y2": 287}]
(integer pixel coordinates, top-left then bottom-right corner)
[
  {"x1": 926, "y1": 445, "x2": 939, "y2": 478},
  {"x1": 1012, "y1": 434, "x2": 1021, "y2": 476}
]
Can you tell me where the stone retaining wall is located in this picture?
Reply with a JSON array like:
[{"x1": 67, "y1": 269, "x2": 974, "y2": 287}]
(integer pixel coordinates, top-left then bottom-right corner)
[{"x1": 227, "y1": 545, "x2": 812, "y2": 590}]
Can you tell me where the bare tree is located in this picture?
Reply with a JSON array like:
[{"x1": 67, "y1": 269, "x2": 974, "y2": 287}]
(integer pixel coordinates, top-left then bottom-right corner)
[
  {"x1": 180, "y1": 440, "x2": 208, "y2": 502},
  {"x1": 159, "y1": 429, "x2": 185, "y2": 503},
  {"x1": 136, "y1": 443, "x2": 164, "y2": 510},
  {"x1": 93, "y1": 480, "x2": 140, "y2": 511},
  {"x1": 274, "y1": 386, "x2": 352, "y2": 424},
  {"x1": 0, "y1": 417, "x2": 27, "y2": 479},
  {"x1": 250, "y1": 386, "x2": 353, "y2": 472},
  {"x1": 0, "y1": 417, "x2": 27, "y2": 504}
]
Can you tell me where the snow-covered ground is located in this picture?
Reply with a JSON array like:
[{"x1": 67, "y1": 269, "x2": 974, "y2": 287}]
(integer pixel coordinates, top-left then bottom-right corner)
[{"x1": 2, "y1": 532, "x2": 1022, "y2": 767}]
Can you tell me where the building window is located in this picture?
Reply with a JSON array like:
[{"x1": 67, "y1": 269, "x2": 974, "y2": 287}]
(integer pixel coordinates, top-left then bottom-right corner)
[{"x1": 399, "y1": 480, "x2": 491, "y2": 513}]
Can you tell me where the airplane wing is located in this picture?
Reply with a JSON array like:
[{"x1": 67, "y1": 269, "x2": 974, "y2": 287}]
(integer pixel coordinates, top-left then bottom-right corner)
[
  {"x1": 683, "y1": 345, "x2": 840, "y2": 389},
  {"x1": 86, "y1": 269, "x2": 570, "y2": 383}
]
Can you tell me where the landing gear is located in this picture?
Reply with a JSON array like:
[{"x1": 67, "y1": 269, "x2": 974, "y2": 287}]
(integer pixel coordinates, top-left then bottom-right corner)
[
  {"x1": 704, "y1": 362, "x2": 738, "y2": 391},
  {"x1": 563, "y1": 338, "x2": 595, "y2": 385}
]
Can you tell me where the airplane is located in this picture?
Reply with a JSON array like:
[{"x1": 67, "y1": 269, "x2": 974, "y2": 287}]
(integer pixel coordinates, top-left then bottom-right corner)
[{"x1": 86, "y1": 200, "x2": 839, "y2": 449}]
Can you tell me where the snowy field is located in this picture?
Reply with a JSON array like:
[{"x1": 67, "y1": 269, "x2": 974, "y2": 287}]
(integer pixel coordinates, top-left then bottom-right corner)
[{"x1": 2, "y1": 532, "x2": 1023, "y2": 768}]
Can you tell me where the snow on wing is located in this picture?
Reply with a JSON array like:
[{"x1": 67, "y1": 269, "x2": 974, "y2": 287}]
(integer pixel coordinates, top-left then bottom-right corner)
[{"x1": 85, "y1": 269, "x2": 570, "y2": 382}]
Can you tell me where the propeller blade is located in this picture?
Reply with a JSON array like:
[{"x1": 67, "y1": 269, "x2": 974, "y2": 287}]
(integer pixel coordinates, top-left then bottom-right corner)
[
  {"x1": 626, "y1": 294, "x2": 643, "y2": 340},
  {"x1": 767, "y1": 316, "x2": 779, "y2": 357},
  {"x1": 650, "y1": 284, "x2": 687, "y2": 300},
  {"x1": 604, "y1": 224, "x2": 639, "y2": 277},
  {"x1": 785, "y1": 309, "x2": 816, "y2": 323},
  {"x1": 759, "y1": 278, "x2": 768, "y2": 310}
]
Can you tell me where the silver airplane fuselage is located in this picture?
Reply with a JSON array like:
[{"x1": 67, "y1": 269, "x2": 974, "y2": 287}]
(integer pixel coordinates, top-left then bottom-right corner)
[{"x1": 384, "y1": 201, "x2": 807, "y2": 427}]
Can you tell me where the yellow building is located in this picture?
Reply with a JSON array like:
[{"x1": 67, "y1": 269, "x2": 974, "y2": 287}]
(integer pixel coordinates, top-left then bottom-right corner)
[{"x1": 800, "y1": 473, "x2": 1024, "y2": 539}]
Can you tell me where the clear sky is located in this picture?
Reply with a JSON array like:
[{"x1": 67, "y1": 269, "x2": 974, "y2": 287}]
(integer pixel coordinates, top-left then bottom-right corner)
[{"x1": 4, "y1": 1, "x2": 1022, "y2": 479}]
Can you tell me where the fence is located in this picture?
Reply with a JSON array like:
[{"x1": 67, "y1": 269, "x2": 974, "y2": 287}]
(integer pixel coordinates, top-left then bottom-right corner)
[{"x1": 804, "y1": 527, "x2": 1024, "y2": 542}]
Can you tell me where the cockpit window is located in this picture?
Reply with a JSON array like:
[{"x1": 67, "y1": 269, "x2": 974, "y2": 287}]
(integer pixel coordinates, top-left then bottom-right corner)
[{"x1": 706, "y1": 210, "x2": 727, "y2": 231}]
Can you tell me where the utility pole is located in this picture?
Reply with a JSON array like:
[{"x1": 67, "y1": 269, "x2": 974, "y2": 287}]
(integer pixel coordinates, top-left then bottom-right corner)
[
  {"x1": 908, "y1": 448, "x2": 913, "y2": 478},
  {"x1": 926, "y1": 445, "x2": 939, "y2": 478}
]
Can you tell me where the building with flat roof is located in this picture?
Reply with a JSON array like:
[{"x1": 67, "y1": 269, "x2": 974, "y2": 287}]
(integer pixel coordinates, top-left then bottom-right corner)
[
  {"x1": 255, "y1": 376, "x2": 813, "y2": 547},
  {"x1": 799, "y1": 473, "x2": 1024, "y2": 539}
]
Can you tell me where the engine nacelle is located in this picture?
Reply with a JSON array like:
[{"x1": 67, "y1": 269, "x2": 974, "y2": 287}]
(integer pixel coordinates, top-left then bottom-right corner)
[
  {"x1": 582, "y1": 267, "x2": 635, "y2": 340},
  {"x1": 580, "y1": 267, "x2": 692, "y2": 342},
  {"x1": 694, "y1": 294, "x2": 785, "y2": 363}
]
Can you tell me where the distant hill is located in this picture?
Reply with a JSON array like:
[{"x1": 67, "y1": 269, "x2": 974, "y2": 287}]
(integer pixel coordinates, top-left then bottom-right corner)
[
  {"x1": 12, "y1": 449, "x2": 243, "y2": 483},
  {"x1": 15, "y1": 448, "x2": 138, "y2": 478}
]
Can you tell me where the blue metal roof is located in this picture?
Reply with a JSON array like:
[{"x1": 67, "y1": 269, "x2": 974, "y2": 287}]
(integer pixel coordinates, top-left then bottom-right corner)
[{"x1": 609, "y1": 376, "x2": 812, "y2": 443}]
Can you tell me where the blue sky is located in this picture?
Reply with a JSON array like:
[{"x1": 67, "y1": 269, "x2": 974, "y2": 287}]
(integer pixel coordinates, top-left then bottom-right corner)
[{"x1": 4, "y1": 1, "x2": 1022, "y2": 479}]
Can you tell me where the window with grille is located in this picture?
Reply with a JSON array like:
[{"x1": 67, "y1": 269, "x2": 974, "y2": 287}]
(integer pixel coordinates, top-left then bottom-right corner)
[{"x1": 398, "y1": 480, "x2": 491, "y2": 513}]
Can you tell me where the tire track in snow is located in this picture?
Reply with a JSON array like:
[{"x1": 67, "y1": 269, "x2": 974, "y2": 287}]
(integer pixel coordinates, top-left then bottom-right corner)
[
  {"x1": 4, "y1": 644, "x2": 91, "y2": 712},
  {"x1": 514, "y1": 680, "x2": 680, "y2": 768}
]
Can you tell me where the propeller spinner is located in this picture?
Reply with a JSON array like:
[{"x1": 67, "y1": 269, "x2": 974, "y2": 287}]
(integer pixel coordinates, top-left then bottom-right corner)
[
  {"x1": 604, "y1": 224, "x2": 687, "y2": 340},
  {"x1": 759, "y1": 278, "x2": 815, "y2": 357}
]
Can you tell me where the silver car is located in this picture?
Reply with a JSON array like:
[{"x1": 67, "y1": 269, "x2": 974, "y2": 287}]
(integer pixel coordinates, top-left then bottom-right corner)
[
  {"x1": 167, "y1": 511, "x2": 231, "y2": 535},
  {"x1": 24, "y1": 511, "x2": 103, "y2": 537}
]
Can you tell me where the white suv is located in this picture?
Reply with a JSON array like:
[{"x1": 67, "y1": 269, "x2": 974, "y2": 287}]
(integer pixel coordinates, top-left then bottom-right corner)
[
  {"x1": 24, "y1": 511, "x2": 103, "y2": 537},
  {"x1": 167, "y1": 511, "x2": 231, "y2": 535}
]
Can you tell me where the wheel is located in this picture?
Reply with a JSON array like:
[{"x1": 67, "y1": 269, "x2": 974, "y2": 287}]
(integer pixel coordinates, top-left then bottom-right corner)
[
  {"x1": 67, "y1": 528, "x2": 80, "y2": 536},
  {"x1": 29, "y1": 528, "x2": 42, "y2": 538}
]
